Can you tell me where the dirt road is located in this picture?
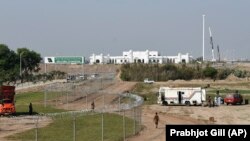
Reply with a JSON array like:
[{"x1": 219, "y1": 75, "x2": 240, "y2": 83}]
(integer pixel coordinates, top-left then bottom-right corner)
[
  {"x1": 55, "y1": 81, "x2": 137, "y2": 111},
  {"x1": 128, "y1": 104, "x2": 250, "y2": 141}
]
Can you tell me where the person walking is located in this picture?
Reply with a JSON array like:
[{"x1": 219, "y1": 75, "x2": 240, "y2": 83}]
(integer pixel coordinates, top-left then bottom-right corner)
[
  {"x1": 153, "y1": 112, "x2": 159, "y2": 128},
  {"x1": 91, "y1": 101, "x2": 95, "y2": 111},
  {"x1": 29, "y1": 103, "x2": 33, "y2": 115},
  {"x1": 208, "y1": 96, "x2": 212, "y2": 107}
]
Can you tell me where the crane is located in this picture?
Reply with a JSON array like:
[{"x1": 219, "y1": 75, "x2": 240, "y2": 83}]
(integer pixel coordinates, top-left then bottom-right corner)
[{"x1": 209, "y1": 27, "x2": 216, "y2": 62}]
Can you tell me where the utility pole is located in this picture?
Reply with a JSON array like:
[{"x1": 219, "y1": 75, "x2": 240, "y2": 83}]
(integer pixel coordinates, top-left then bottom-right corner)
[{"x1": 202, "y1": 15, "x2": 205, "y2": 62}]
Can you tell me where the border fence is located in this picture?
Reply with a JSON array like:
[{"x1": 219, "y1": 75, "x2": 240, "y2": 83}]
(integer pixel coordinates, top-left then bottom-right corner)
[{"x1": 0, "y1": 72, "x2": 143, "y2": 141}]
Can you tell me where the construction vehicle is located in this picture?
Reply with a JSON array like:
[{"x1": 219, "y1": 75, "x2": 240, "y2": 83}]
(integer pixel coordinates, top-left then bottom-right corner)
[
  {"x1": 209, "y1": 27, "x2": 216, "y2": 62},
  {"x1": 0, "y1": 85, "x2": 16, "y2": 115},
  {"x1": 158, "y1": 87, "x2": 206, "y2": 106}
]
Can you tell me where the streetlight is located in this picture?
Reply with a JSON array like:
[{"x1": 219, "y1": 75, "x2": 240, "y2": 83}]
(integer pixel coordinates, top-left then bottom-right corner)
[{"x1": 20, "y1": 52, "x2": 24, "y2": 77}]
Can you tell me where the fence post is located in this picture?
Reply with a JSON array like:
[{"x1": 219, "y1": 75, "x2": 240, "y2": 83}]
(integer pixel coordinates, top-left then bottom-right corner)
[
  {"x1": 140, "y1": 107, "x2": 142, "y2": 131},
  {"x1": 123, "y1": 110, "x2": 126, "y2": 141},
  {"x1": 35, "y1": 117, "x2": 38, "y2": 141},
  {"x1": 86, "y1": 93, "x2": 88, "y2": 109},
  {"x1": 44, "y1": 89, "x2": 47, "y2": 108},
  {"x1": 134, "y1": 107, "x2": 136, "y2": 135},
  {"x1": 73, "y1": 113, "x2": 76, "y2": 141},
  {"x1": 102, "y1": 113, "x2": 104, "y2": 141},
  {"x1": 67, "y1": 92, "x2": 69, "y2": 110},
  {"x1": 119, "y1": 96, "x2": 121, "y2": 115},
  {"x1": 103, "y1": 93, "x2": 105, "y2": 110}
]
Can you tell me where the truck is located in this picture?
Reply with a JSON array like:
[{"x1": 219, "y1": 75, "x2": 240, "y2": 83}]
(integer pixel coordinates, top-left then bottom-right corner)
[
  {"x1": 144, "y1": 78, "x2": 155, "y2": 84},
  {"x1": 157, "y1": 87, "x2": 206, "y2": 106},
  {"x1": 0, "y1": 86, "x2": 16, "y2": 115}
]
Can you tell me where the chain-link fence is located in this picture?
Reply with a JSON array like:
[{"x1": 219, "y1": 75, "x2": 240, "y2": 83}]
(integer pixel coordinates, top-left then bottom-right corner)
[
  {"x1": 0, "y1": 106, "x2": 142, "y2": 141},
  {"x1": 43, "y1": 73, "x2": 116, "y2": 109},
  {"x1": 0, "y1": 72, "x2": 143, "y2": 141}
]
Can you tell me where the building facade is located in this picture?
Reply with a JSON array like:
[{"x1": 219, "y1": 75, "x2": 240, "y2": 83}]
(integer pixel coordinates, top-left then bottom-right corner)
[{"x1": 89, "y1": 50, "x2": 192, "y2": 64}]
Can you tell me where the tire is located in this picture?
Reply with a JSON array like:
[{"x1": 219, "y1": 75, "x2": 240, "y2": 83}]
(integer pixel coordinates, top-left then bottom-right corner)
[
  {"x1": 185, "y1": 101, "x2": 191, "y2": 106},
  {"x1": 162, "y1": 101, "x2": 168, "y2": 106},
  {"x1": 226, "y1": 103, "x2": 229, "y2": 105}
]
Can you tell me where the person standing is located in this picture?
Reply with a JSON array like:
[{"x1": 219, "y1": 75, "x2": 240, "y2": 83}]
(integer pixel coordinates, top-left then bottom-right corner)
[
  {"x1": 216, "y1": 90, "x2": 221, "y2": 106},
  {"x1": 29, "y1": 103, "x2": 33, "y2": 115},
  {"x1": 153, "y1": 112, "x2": 159, "y2": 128}
]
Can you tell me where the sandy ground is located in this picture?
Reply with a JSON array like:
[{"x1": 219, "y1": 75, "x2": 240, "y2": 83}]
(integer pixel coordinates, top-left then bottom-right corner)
[
  {"x1": 2, "y1": 77, "x2": 250, "y2": 141},
  {"x1": 0, "y1": 116, "x2": 52, "y2": 141},
  {"x1": 127, "y1": 104, "x2": 250, "y2": 141}
]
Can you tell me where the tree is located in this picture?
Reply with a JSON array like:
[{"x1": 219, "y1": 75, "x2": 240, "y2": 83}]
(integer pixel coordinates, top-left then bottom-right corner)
[
  {"x1": 0, "y1": 45, "x2": 42, "y2": 84},
  {"x1": 17, "y1": 48, "x2": 42, "y2": 82},
  {"x1": 202, "y1": 66, "x2": 218, "y2": 79},
  {"x1": 0, "y1": 44, "x2": 19, "y2": 84}
]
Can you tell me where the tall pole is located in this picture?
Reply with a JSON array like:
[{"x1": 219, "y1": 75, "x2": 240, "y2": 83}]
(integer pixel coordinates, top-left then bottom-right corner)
[
  {"x1": 202, "y1": 15, "x2": 205, "y2": 62},
  {"x1": 20, "y1": 53, "x2": 22, "y2": 76}
]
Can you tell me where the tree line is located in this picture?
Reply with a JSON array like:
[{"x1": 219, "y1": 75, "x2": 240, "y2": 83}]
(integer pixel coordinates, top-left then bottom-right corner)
[
  {"x1": 120, "y1": 63, "x2": 250, "y2": 81},
  {"x1": 0, "y1": 44, "x2": 68, "y2": 85},
  {"x1": 0, "y1": 44, "x2": 42, "y2": 84}
]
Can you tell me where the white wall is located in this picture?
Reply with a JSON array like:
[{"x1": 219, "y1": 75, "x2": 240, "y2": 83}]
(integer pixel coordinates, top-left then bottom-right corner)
[{"x1": 89, "y1": 51, "x2": 192, "y2": 64}]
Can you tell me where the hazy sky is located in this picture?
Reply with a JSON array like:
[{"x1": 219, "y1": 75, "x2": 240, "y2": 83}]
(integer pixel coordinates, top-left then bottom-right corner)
[{"x1": 1, "y1": 0, "x2": 250, "y2": 60}]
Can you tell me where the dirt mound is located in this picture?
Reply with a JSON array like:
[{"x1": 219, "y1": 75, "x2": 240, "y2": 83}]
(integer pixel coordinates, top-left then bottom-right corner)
[{"x1": 225, "y1": 74, "x2": 242, "y2": 81}]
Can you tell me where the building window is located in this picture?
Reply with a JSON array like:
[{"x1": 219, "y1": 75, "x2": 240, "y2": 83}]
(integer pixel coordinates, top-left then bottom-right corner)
[
  {"x1": 96, "y1": 59, "x2": 100, "y2": 64},
  {"x1": 121, "y1": 60, "x2": 123, "y2": 63}
]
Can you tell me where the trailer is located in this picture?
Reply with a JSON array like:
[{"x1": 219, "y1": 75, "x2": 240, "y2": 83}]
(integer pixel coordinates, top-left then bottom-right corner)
[{"x1": 157, "y1": 87, "x2": 206, "y2": 106}]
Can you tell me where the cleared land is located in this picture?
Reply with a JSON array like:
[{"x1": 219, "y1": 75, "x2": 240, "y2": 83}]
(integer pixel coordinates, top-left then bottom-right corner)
[{"x1": 2, "y1": 63, "x2": 250, "y2": 141}]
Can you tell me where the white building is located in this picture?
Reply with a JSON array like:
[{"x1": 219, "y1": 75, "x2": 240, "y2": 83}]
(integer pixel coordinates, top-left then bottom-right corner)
[{"x1": 89, "y1": 50, "x2": 192, "y2": 64}]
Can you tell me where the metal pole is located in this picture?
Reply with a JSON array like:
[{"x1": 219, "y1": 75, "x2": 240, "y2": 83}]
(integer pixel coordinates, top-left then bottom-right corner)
[
  {"x1": 86, "y1": 93, "x2": 88, "y2": 109},
  {"x1": 35, "y1": 117, "x2": 38, "y2": 141},
  {"x1": 102, "y1": 113, "x2": 104, "y2": 141},
  {"x1": 44, "y1": 90, "x2": 47, "y2": 108},
  {"x1": 67, "y1": 92, "x2": 69, "y2": 110},
  {"x1": 73, "y1": 113, "x2": 76, "y2": 141},
  {"x1": 123, "y1": 110, "x2": 126, "y2": 141},
  {"x1": 140, "y1": 107, "x2": 142, "y2": 131},
  {"x1": 20, "y1": 53, "x2": 22, "y2": 77},
  {"x1": 103, "y1": 93, "x2": 105, "y2": 110},
  {"x1": 119, "y1": 96, "x2": 121, "y2": 115},
  {"x1": 134, "y1": 107, "x2": 136, "y2": 135},
  {"x1": 203, "y1": 14, "x2": 205, "y2": 61}
]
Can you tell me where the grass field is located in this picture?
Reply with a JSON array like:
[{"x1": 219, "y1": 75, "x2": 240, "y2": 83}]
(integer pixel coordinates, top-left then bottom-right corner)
[
  {"x1": 7, "y1": 113, "x2": 136, "y2": 141},
  {"x1": 15, "y1": 92, "x2": 66, "y2": 115},
  {"x1": 7, "y1": 92, "x2": 138, "y2": 141}
]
